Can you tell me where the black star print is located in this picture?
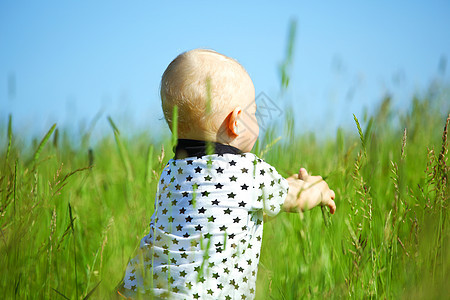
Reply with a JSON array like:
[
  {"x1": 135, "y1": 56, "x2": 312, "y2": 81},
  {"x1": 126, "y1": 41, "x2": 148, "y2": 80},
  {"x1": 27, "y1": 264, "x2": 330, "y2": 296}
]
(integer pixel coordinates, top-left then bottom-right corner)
[
  {"x1": 178, "y1": 168, "x2": 183, "y2": 174},
  {"x1": 216, "y1": 167, "x2": 224, "y2": 173},
  {"x1": 179, "y1": 207, "x2": 186, "y2": 214},
  {"x1": 162, "y1": 208, "x2": 168, "y2": 214},
  {"x1": 241, "y1": 184, "x2": 249, "y2": 190},
  {"x1": 241, "y1": 168, "x2": 248, "y2": 173},
  {"x1": 239, "y1": 201, "x2": 246, "y2": 207},
  {"x1": 179, "y1": 270, "x2": 187, "y2": 277},
  {"x1": 201, "y1": 191, "x2": 210, "y2": 197},
  {"x1": 194, "y1": 166, "x2": 202, "y2": 173},
  {"x1": 183, "y1": 232, "x2": 190, "y2": 238},
  {"x1": 175, "y1": 184, "x2": 181, "y2": 190},
  {"x1": 229, "y1": 160, "x2": 236, "y2": 166},
  {"x1": 260, "y1": 169, "x2": 265, "y2": 175},
  {"x1": 195, "y1": 224, "x2": 203, "y2": 231},
  {"x1": 208, "y1": 215, "x2": 216, "y2": 222},
  {"x1": 185, "y1": 216, "x2": 193, "y2": 222},
  {"x1": 176, "y1": 224, "x2": 182, "y2": 231},
  {"x1": 228, "y1": 233, "x2": 235, "y2": 239},
  {"x1": 233, "y1": 217, "x2": 241, "y2": 223},
  {"x1": 215, "y1": 183, "x2": 223, "y2": 189},
  {"x1": 211, "y1": 199, "x2": 220, "y2": 205},
  {"x1": 219, "y1": 225, "x2": 228, "y2": 231},
  {"x1": 172, "y1": 238, "x2": 179, "y2": 244},
  {"x1": 224, "y1": 208, "x2": 232, "y2": 214},
  {"x1": 229, "y1": 175, "x2": 237, "y2": 182},
  {"x1": 186, "y1": 160, "x2": 193, "y2": 165},
  {"x1": 204, "y1": 232, "x2": 212, "y2": 239},
  {"x1": 186, "y1": 175, "x2": 193, "y2": 181},
  {"x1": 198, "y1": 207, "x2": 206, "y2": 214},
  {"x1": 182, "y1": 191, "x2": 189, "y2": 197},
  {"x1": 217, "y1": 283, "x2": 224, "y2": 289},
  {"x1": 167, "y1": 169, "x2": 171, "y2": 175},
  {"x1": 227, "y1": 192, "x2": 236, "y2": 198},
  {"x1": 204, "y1": 175, "x2": 212, "y2": 181},
  {"x1": 171, "y1": 199, "x2": 177, "y2": 205}
]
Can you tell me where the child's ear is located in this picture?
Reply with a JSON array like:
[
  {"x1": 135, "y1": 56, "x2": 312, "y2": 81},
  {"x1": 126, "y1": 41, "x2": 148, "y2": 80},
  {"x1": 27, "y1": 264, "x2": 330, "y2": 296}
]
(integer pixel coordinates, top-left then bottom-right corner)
[{"x1": 228, "y1": 107, "x2": 242, "y2": 137}]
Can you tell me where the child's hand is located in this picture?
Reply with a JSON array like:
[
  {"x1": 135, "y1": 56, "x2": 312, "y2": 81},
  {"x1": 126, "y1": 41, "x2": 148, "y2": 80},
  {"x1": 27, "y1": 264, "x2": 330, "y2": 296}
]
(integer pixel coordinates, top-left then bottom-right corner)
[{"x1": 283, "y1": 168, "x2": 336, "y2": 214}]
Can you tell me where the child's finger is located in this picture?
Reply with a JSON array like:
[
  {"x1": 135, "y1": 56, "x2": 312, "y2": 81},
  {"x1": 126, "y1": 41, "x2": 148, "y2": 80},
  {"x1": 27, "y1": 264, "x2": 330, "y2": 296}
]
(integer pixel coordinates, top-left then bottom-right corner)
[
  {"x1": 328, "y1": 199, "x2": 336, "y2": 214},
  {"x1": 330, "y1": 190, "x2": 335, "y2": 200},
  {"x1": 298, "y1": 168, "x2": 308, "y2": 180}
]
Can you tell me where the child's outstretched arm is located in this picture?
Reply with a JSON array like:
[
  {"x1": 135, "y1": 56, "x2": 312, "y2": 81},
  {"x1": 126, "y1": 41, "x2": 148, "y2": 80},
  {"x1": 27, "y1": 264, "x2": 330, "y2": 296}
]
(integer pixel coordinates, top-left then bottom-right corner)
[{"x1": 283, "y1": 168, "x2": 336, "y2": 214}]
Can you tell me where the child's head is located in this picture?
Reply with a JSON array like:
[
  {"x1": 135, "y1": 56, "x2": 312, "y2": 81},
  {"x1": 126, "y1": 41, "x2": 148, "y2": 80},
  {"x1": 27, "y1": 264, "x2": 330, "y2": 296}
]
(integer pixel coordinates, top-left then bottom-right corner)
[{"x1": 160, "y1": 49, "x2": 258, "y2": 152}]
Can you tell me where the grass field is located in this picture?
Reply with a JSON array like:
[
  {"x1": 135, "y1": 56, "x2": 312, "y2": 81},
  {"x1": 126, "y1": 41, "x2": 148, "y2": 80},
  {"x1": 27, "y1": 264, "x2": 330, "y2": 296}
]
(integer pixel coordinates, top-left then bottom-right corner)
[{"x1": 1, "y1": 86, "x2": 449, "y2": 299}]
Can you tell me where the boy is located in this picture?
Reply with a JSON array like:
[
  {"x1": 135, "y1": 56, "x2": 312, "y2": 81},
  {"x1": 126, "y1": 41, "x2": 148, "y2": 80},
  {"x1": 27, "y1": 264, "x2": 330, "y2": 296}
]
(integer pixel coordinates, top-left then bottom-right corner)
[{"x1": 118, "y1": 49, "x2": 336, "y2": 299}]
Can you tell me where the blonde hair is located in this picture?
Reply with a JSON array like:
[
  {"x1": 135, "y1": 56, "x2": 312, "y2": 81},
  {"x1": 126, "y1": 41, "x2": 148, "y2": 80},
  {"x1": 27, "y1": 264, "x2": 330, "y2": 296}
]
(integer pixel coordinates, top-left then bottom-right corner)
[{"x1": 160, "y1": 49, "x2": 254, "y2": 135}]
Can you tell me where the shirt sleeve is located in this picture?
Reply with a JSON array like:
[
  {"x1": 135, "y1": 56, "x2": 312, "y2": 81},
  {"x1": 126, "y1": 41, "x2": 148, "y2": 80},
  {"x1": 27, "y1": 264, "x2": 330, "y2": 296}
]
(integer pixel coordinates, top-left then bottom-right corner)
[{"x1": 251, "y1": 156, "x2": 289, "y2": 217}]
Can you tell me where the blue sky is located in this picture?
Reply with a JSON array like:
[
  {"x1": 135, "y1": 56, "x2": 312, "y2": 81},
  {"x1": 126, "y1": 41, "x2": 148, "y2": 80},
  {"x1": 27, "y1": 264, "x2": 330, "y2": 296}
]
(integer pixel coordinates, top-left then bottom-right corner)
[{"x1": 1, "y1": 1, "x2": 449, "y2": 139}]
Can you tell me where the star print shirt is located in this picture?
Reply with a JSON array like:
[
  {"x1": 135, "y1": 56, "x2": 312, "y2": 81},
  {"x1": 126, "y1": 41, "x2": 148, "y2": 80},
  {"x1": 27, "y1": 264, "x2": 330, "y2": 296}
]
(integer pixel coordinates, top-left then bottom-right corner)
[{"x1": 122, "y1": 140, "x2": 289, "y2": 299}]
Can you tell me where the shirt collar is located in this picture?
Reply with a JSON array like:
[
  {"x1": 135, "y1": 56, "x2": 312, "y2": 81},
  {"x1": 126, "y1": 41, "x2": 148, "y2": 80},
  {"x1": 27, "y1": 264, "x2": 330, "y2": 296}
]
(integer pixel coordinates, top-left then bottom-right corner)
[{"x1": 174, "y1": 139, "x2": 242, "y2": 159}]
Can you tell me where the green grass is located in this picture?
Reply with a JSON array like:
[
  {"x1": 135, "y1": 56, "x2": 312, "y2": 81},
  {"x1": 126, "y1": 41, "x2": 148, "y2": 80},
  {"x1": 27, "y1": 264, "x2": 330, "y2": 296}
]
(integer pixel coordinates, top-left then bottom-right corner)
[{"x1": 1, "y1": 90, "x2": 449, "y2": 299}]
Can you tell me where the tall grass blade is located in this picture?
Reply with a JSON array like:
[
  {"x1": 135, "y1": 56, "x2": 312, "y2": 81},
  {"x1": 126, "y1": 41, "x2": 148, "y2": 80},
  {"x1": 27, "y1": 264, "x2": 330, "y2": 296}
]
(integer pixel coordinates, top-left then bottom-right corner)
[
  {"x1": 108, "y1": 116, "x2": 134, "y2": 182},
  {"x1": 353, "y1": 114, "x2": 366, "y2": 155},
  {"x1": 83, "y1": 280, "x2": 102, "y2": 299},
  {"x1": 171, "y1": 105, "x2": 178, "y2": 149},
  {"x1": 6, "y1": 114, "x2": 12, "y2": 162},
  {"x1": 51, "y1": 288, "x2": 70, "y2": 300},
  {"x1": 32, "y1": 123, "x2": 56, "y2": 165}
]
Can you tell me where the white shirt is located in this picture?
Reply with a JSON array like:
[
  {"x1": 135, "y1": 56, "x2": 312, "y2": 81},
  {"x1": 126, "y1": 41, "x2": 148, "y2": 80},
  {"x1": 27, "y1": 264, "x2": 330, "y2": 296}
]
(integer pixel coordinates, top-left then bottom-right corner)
[{"x1": 123, "y1": 151, "x2": 288, "y2": 299}]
